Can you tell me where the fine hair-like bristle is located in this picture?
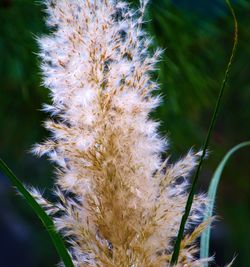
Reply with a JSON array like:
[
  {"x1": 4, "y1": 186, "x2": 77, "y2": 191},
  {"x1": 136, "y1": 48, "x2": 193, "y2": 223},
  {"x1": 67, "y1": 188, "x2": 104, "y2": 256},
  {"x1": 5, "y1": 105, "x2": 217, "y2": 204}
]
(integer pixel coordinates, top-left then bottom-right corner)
[{"x1": 33, "y1": 1, "x2": 210, "y2": 266}]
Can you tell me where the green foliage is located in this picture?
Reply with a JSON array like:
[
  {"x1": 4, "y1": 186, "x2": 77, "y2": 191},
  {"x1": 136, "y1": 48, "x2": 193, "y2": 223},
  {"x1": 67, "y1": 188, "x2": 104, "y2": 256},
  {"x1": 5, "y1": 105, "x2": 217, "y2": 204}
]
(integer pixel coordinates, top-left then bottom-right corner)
[
  {"x1": 0, "y1": 0, "x2": 48, "y2": 163},
  {"x1": 1, "y1": 0, "x2": 249, "y2": 266},
  {"x1": 147, "y1": 0, "x2": 250, "y2": 152},
  {"x1": 170, "y1": 0, "x2": 238, "y2": 264},
  {"x1": 0, "y1": 159, "x2": 74, "y2": 267},
  {"x1": 200, "y1": 141, "x2": 250, "y2": 266}
]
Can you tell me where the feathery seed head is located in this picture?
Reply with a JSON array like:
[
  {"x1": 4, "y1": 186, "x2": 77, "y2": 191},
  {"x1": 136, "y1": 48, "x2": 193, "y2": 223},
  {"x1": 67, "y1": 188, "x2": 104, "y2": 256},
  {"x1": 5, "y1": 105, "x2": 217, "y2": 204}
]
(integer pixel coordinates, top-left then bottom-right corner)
[{"x1": 33, "y1": 0, "x2": 210, "y2": 266}]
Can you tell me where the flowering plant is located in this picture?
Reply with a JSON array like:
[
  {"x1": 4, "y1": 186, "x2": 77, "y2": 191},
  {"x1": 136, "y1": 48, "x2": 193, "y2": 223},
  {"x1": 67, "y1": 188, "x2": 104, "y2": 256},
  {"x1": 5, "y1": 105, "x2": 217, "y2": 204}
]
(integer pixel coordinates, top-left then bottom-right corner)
[{"x1": 0, "y1": 0, "x2": 241, "y2": 266}]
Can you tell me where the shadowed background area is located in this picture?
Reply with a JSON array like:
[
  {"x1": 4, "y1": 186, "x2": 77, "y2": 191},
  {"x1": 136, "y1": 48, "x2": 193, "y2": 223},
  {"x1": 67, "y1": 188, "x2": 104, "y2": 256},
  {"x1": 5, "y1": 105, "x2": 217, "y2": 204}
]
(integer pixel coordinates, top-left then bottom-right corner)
[{"x1": 0, "y1": 0, "x2": 249, "y2": 266}]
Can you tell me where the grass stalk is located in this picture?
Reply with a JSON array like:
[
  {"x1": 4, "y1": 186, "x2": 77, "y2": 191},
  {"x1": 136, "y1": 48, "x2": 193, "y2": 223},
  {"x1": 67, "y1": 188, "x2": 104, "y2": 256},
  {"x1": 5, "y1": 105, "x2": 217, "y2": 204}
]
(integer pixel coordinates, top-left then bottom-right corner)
[
  {"x1": 170, "y1": 0, "x2": 238, "y2": 264},
  {"x1": 0, "y1": 159, "x2": 74, "y2": 267}
]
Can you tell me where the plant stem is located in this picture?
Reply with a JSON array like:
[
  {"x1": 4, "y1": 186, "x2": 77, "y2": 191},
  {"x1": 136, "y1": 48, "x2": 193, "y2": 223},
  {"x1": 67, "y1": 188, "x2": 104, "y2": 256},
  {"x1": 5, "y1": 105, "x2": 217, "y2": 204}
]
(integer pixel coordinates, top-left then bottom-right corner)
[{"x1": 170, "y1": 0, "x2": 238, "y2": 265}]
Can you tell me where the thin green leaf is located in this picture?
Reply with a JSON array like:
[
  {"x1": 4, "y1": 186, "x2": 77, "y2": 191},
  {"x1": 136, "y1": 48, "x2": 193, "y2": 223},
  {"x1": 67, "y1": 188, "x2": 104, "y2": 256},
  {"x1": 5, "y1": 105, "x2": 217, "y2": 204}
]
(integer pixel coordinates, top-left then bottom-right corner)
[
  {"x1": 0, "y1": 159, "x2": 74, "y2": 267},
  {"x1": 200, "y1": 141, "x2": 250, "y2": 265},
  {"x1": 170, "y1": 0, "x2": 238, "y2": 265}
]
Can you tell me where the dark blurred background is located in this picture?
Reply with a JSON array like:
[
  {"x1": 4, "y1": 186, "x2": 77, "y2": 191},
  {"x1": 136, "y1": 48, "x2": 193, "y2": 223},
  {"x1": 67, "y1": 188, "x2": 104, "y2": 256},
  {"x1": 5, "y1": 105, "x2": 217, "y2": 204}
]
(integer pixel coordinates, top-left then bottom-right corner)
[{"x1": 0, "y1": 0, "x2": 249, "y2": 266}]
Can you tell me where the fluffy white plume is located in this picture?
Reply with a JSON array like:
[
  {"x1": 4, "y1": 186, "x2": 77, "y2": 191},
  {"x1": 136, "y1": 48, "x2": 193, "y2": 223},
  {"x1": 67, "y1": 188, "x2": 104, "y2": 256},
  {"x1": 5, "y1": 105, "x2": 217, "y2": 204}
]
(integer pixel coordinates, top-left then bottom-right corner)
[{"x1": 33, "y1": 0, "x2": 210, "y2": 266}]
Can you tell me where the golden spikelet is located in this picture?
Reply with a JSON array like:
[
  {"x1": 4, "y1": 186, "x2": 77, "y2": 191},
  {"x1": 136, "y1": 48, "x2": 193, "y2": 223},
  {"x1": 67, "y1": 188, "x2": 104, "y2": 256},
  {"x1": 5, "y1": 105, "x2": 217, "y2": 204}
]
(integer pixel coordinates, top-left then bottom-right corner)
[{"x1": 32, "y1": 0, "x2": 211, "y2": 266}]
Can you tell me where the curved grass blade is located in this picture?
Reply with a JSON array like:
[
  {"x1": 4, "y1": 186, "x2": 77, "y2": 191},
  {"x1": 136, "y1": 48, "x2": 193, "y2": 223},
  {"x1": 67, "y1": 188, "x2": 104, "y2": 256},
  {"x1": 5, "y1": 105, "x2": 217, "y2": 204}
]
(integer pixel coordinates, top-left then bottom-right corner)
[
  {"x1": 200, "y1": 141, "x2": 250, "y2": 265},
  {"x1": 170, "y1": 0, "x2": 238, "y2": 265},
  {"x1": 0, "y1": 159, "x2": 74, "y2": 267}
]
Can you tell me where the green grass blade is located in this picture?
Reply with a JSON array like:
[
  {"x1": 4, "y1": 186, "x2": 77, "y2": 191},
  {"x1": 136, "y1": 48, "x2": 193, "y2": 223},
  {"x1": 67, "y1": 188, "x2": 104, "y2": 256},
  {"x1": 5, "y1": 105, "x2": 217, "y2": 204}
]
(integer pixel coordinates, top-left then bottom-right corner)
[
  {"x1": 0, "y1": 159, "x2": 74, "y2": 267},
  {"x1": 200, "y1": 141, "x2": 250, "y2": 265},
  {"x1": 170, "y1": 0, "x2": 238, "y2": 265}
]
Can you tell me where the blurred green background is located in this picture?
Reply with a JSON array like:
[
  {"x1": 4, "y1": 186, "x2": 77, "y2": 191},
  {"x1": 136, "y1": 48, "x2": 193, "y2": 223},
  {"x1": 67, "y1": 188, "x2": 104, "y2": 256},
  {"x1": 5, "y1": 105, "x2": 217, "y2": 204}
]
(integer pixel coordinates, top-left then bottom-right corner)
[{"x1": 0, "y1": 0, "x2": 249, "y2": 266}]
